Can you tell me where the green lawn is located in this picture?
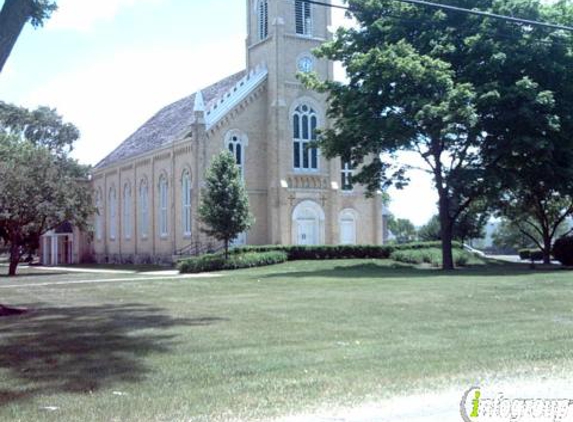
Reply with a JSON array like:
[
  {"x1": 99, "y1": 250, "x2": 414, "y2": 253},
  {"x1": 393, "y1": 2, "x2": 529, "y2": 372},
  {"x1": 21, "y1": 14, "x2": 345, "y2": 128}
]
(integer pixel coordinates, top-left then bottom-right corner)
[{"x1": 1, "y1": 260, "x2": 573, "y2": 422}]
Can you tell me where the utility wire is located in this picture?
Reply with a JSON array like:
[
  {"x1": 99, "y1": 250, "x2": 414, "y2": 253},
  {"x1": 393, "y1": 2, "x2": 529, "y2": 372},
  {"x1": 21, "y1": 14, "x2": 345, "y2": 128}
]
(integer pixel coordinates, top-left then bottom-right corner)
[
  {"x1": 397, "y1": 0, "x2": 573, "y2": 32},
  {"x1": 299, "y1": 0, "x2": 573, "y2": 33}
]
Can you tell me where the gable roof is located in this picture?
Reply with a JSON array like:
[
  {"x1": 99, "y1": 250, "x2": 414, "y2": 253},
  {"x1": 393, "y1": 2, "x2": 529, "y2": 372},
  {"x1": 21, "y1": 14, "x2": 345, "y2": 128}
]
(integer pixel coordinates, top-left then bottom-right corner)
[{"x1": 95, "y1": 70, "x2": 247, "y2": 169}]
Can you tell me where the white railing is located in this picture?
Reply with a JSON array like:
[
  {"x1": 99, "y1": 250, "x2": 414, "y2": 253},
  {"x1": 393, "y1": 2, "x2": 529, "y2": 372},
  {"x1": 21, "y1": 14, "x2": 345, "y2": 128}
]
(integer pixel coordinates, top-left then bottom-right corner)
[{"x1": 205, "y1": 64, "x2": 268, "y2": 129}]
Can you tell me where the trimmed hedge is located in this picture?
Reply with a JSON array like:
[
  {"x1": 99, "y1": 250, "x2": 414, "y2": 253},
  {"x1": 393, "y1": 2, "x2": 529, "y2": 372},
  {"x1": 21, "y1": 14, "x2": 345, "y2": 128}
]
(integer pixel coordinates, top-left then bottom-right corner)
[
  {"x1": 178, "y1": 241, "x2": 470, "y2": 273},
  {"x1": 229, "y1": 241, "x2": 461, "y2": 261},
  {"x1": 390, "y1": 248, "x2": 481, "y2": 267},
  {"x1": 553, "y1": 236, "x2": 573, "y2": 266},
  {"x1": 178, "y1": 251, "x2": 288, "y2": 274}
]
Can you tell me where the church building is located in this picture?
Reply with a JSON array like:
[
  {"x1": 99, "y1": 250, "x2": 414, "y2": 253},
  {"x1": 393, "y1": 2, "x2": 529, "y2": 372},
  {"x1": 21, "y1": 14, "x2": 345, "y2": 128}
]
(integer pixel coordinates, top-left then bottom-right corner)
[{"x1": 90, "y1": 0, "x2": 386, "y2": 264}]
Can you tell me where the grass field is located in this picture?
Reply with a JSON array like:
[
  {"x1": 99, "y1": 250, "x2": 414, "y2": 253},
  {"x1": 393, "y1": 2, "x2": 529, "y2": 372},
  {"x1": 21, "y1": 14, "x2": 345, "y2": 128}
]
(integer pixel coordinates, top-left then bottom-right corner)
[{"x1": 1, "y1": 260, "x2": 573, "y2": 422}]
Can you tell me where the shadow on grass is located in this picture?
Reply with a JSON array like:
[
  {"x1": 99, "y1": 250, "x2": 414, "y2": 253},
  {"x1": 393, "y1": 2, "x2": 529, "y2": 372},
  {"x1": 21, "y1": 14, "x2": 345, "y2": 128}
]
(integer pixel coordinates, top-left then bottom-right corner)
[
  {"x1": 263, "y1": 260, "x2": 566, "y2": 280},
  {"x1": 0, "y1": 303, "x2": 227, "y2": 405}
]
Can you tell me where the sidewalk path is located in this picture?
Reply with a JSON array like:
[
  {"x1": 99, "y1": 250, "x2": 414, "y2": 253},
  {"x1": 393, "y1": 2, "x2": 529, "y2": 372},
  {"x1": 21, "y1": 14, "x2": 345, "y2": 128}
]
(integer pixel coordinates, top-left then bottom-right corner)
[{"x1": 272, "y1": 377, "x2": 573, "y2": 422}]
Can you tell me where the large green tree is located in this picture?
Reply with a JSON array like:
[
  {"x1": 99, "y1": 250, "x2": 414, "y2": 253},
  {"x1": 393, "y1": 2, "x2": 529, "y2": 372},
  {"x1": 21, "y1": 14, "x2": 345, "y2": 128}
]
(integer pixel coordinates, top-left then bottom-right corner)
[
  {"x1": 0, "y1": 103, "x2": 92, "y2": 276},
  {"x1": 480, "y1": 2, "x2": 573, "y2": 264},
  {"x1": 198, "y1": 150, "x2": 254, "y2": 259},
  {"x1": 0, "y1": 0, "x2": 57, "y2": 73},
  {"x1": 304, "y1": 0, "x2": 573, "y2": 269}
]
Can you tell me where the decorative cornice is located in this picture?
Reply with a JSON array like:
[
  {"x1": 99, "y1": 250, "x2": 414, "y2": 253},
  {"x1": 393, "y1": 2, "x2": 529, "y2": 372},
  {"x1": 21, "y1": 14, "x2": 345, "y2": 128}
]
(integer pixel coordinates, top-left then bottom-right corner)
[
  {"x1": 135, "y1": 158, "x2": 151, "y2": 168},
  {"x1": 287, "y1": 174, "x2": 329, "y2": 190},
  {"x1": 153, "y1": 152, "x2": 171, "y2": 162}
]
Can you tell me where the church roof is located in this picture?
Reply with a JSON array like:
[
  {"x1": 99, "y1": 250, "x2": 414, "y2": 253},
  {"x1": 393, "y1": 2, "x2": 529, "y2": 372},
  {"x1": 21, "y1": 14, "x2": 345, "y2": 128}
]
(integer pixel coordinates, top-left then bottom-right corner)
[{"x1": 95, "y1": 70, "x2": 247, "y2": 169}]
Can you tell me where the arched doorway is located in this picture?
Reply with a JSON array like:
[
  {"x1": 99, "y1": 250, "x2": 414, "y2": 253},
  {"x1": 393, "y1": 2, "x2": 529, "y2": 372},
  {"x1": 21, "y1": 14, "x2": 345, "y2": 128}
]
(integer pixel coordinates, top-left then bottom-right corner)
[{"x1": 292, "y1": 200, "x2": 325, "y2": 245}]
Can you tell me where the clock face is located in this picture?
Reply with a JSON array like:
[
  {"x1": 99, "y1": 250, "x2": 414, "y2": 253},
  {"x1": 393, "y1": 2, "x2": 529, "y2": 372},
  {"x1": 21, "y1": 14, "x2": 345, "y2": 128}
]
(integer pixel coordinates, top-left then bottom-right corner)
[{"x1": 298, "y1": 56, "x2": 314, "y2": 73}]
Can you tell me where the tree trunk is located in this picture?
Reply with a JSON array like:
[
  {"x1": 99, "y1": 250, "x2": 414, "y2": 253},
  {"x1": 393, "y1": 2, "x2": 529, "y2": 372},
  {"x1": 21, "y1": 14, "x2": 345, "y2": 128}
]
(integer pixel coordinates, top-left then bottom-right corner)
[
  {"x1": 439, "y1": 197, "x2": 455, "y2": 270},
  {"x1": 0, "y1": 0, "x2": 34, "y2": 73},
  {"x1": 224, "y1": 239, "x2": 229, "y2": 260},
  {"x1": 8, "y1": 242, "x2": 20, "y2": 276},
  {"x1": 542, "y1": 234, "x2": 552, "y2": 265}
]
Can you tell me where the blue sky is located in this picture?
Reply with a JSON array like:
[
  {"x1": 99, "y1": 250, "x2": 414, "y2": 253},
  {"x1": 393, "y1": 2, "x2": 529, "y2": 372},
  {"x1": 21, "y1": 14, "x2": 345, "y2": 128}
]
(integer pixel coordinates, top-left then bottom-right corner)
[{"x1": 0, "y1": 0, "x2": 438, "y2": 225}]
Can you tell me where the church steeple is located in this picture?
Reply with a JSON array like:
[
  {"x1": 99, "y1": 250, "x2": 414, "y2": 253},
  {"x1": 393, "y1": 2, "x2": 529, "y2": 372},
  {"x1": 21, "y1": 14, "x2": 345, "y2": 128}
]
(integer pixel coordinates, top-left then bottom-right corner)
[{"x1": 246, "y1": 0, "x2": 332, "y2": 71}]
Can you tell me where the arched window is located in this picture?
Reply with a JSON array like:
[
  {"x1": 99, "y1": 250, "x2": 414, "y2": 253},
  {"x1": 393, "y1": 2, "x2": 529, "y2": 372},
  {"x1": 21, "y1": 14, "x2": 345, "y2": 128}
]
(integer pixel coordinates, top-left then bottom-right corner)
[
  {"x1": 228, "y1": 134, "x2": 244, "y2": 177},
  {"x1": 95, "y1": 189, "x2": 103, "y2": 241},
  {"x1": 139, "y1": 179, "x2": 149, "y2": 239},
  {"x1": 339, "y1": 209, "x2": 358, "y2": 245},
  {"x1": 123, "y1": 182, "x2": 132, "y2": 240},
  {"x1": 159, "y1": 175, "x2": 169, "y2": 237},
  {"x1": 258, "y1": 0, "x2": 269, "y2": 40},
  {"x1": 293, "y1": 104, "x2": 318, "y2": 171},
  {"x1": 182, "y1": 171, "x2": 192, "y2": 236},
  {"x1": 295, "y1": 0, "x2": 312, "y2": 36},
  {"x1": 109, "y1": 186, "x2": 117, "y2": 241},
  {"x1": 341, "y1": 160, "x2": 355, "y2": 191}
]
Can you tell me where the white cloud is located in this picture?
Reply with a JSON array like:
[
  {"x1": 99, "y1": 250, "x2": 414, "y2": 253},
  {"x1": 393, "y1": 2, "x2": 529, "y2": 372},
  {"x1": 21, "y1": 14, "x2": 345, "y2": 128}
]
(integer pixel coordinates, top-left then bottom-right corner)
[
  {"x1": 24, "y1": 37, "x2": 245, "y2": 165},
  {"x1": 47, "y1": 0, "x2": 164, "y2": 31}
]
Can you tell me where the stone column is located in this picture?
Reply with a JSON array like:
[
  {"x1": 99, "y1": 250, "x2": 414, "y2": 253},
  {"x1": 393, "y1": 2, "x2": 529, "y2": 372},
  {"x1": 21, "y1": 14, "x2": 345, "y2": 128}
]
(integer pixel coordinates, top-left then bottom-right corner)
[{"x1": 51, "y1": 236, "x2": 58, "y2": 266}]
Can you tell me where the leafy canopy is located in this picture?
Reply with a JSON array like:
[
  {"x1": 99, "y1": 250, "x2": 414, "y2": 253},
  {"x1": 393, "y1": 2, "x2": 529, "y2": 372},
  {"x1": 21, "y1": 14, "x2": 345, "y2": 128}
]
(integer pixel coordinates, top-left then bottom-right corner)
[
  {"x1": 0, "y1": 101, "x2": 78, "y2": 155},
  {"x1": 303, "y1": 0, "x2": 573, "y2": 269},
  {"x1": 0, "y1": 102, "x2": 92, "y2": 275}
]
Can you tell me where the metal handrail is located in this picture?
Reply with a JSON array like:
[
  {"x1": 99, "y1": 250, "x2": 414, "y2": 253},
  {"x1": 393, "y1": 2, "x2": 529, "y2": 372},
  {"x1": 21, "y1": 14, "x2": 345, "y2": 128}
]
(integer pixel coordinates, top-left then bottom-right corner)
[{"x1": 174, "y1": 240, "x2": 226, "y2": 257}]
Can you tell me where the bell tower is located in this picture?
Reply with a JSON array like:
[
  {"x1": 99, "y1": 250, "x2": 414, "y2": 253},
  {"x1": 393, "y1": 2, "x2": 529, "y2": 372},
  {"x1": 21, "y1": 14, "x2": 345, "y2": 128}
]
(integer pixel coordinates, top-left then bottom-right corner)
[
  {"x1": 246, "y1": 0, "x2": 335, "y2": 245},
  {"x1": 246, "y1": 0, "x2": 333, "y2": 78}
]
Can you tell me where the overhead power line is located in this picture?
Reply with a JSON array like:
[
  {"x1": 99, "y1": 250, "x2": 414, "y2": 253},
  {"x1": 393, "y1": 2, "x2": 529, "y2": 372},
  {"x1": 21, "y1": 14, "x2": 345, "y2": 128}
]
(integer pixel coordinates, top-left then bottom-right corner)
[
  {"x1": 299, "y1": 0, "x2": 573, "y2": 33},
  {"x1": 397, "y1": 0, "x2": 573, "y2": 32}
]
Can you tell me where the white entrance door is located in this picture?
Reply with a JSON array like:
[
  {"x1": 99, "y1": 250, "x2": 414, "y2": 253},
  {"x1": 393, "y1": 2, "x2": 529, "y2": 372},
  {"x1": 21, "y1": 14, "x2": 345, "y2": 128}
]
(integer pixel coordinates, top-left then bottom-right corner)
[{"x1": 297, "y1": 219, "x2": 318, "y2": 245}]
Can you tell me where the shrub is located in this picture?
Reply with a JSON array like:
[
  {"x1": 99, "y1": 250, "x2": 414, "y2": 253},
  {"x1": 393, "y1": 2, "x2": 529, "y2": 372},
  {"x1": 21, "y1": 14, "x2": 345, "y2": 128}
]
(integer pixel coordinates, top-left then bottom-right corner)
[
  {"x1": 231, "y1": 245, "x2": 392, "y2": 260},
  {"x1": 178, "y1": 251, "x2": 288, "y2": 273},
  {"x1": 518, "y1": 249, "x2": 531, "y2": 260},
  {"x1": 390, "y1": 248, "x2": 482, "y2": 268},
  {"x1": 229, "y1": 241, "x2": 462, "y2": 261},
  {"x1": 553, "y1": 236, "x2": 573, "y2": 266},
  {"x1": 530, "y1": 250, "x2": 544, "y2": 261}
]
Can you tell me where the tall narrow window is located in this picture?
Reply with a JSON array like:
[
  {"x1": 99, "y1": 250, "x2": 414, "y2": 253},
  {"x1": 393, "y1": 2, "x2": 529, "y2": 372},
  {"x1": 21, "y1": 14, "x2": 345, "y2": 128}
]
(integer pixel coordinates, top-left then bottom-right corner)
[
  {"x1": 339, "y1": 209, "x2": 358, "y2": 245},
  {"x1": 139, "y1": 180, "x2": 149, "y2": 239},
  {"x1": 159, "y1": 176, "x2": 168, "y2": 237},
  {"x1": 293, "y1": 104, "x2": 319, "y2": 171},
  {"x1": 182, "y1": 171, "x2": 192, "y2": 236},
  {"x1": 228, "y1": 134, "x2": 244, "y2": 177},
  {"x1": 341, "y1": 160, "x2": 354, "y2": 191},
  {"x1": 295, "y1": 0, "x2": 312, "y2": 36},
  {"x1": 109, "y1": 187, "x2": 117, "y2": 240},
  {"x1": 95, "y1": 189, "x2": 103, "y2": 241},
  {"x1": 123, "y1": 183, "x2": 131, "y2": 240},
  {"x1": 258, "y1": 0, "x2": 269, "y2": 40}
]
